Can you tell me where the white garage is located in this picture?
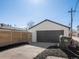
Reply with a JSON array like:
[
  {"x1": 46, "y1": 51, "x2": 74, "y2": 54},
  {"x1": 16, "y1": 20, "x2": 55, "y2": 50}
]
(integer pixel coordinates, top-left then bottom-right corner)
[{"x1": 28, "y1": 19, "x2": 70, "y2": 43}]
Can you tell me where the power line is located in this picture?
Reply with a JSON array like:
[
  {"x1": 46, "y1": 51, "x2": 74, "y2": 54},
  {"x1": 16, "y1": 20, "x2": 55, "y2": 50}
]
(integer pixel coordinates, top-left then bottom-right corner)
[{"x1": 74, "y1": 0, "x2": 79, "y2": 12}]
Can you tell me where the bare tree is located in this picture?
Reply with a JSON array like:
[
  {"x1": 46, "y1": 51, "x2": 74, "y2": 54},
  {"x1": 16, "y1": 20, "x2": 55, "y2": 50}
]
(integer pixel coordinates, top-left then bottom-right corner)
[
  {"x1": 77, "y1": 25, "x2": 79, "y2": 31},
  {"x1": 27, "y1": 21, "x2": 35, "y2": 29}
]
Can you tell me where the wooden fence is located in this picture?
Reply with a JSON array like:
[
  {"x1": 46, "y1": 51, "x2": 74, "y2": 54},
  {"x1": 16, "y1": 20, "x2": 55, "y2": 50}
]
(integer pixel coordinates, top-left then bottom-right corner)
[{"x1": 0, "y1": 28, "x2": 32, "y2": 47}]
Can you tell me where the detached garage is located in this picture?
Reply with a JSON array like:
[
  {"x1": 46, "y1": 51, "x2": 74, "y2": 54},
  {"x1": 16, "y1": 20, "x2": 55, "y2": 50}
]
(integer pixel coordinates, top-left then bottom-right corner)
[{"x1": 29, "y1": 19, "x2": 70, "y2": 43}]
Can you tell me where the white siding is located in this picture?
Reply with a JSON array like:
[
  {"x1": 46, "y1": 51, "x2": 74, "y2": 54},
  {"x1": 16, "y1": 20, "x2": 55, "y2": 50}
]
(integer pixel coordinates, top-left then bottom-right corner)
[{"x1": 29, "y1": 21, "x2": 69, "y2": 42}]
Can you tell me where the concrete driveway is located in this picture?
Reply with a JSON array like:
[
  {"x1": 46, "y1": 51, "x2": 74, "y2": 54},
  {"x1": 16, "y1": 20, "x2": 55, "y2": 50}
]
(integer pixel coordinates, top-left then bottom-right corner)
[
  {"x1": 0, "y1": 42, "x2": 67, "y2": 59},
  {"x1": 46, "y1": 56, "x2": 67, "y2": 59},
  {"x1": 72, "y1": 36, "x2": 79, "y2": 42},
  {"x1": 30, "y1": 42, "x2": 58, "y2": 48},
  {"x1": 0, "y1": 44, "x2": 45, "y2": 59}
]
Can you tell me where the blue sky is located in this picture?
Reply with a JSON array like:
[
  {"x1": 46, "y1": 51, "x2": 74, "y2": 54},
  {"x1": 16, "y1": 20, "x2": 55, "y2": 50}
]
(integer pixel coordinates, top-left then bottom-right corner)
[{"x1": 0, "y1": 0, "x2": 79, "y2": 29}]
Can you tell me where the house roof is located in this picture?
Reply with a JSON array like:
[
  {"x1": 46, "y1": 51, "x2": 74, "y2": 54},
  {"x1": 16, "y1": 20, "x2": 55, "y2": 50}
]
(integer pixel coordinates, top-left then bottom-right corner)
[
  {"x1": 0, "y1": 26, "x2": 27, "y2": 32},
  {"x1": 29, "y1": 19, "x2": 70, "y2": 29}
]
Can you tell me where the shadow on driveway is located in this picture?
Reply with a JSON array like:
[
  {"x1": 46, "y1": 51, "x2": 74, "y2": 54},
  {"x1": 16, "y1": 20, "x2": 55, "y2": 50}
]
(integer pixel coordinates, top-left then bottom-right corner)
[
  {"x1": 30, "y1": 42, "x2": 59, "y2": 48},
  {"x1": 0, "y1": 42, "x2": 29, "y2": 52}
]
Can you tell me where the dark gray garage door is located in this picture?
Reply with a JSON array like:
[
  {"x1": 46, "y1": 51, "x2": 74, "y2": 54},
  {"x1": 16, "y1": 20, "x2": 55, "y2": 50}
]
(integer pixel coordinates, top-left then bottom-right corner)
[{"x1": 37, "y1": 30, "x2": 64, "y2": 43}]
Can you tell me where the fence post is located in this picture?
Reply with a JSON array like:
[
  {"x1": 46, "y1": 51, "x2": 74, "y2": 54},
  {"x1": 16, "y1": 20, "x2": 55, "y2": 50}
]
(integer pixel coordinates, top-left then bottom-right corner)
[{"x1": 11, "y1": 30, "x2": 12, "y2": 43}]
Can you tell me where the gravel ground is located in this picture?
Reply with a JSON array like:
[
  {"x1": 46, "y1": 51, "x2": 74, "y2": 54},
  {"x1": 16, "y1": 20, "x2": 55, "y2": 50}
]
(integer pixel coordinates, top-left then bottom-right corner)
[{"x1": 34, "y1": 48, "x2": 68, "y2": 59}]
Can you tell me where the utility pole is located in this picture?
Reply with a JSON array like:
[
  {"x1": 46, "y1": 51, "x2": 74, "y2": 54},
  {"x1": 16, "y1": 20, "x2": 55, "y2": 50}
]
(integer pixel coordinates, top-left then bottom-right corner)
[{"x1": 68, "y1": 8, "x2": 75, "y2": 39}]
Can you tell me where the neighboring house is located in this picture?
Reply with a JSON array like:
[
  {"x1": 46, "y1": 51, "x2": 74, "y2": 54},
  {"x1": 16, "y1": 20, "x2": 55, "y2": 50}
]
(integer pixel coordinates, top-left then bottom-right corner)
[
  {"x1": 77, "y1": 31, "x2": 79, "y2": 37},
  {"x1": 28, "y1": 19, "x2": 70, "y2": 43},
  {"x1": 0, "y1": 23, "x2": 26, "y2": 32},
  {"x1": 0, "y1": 23, "x2": 12, "y2": 28},
  {"x1": 72, "y1": 31, "x2": 79, "y2": 37}
]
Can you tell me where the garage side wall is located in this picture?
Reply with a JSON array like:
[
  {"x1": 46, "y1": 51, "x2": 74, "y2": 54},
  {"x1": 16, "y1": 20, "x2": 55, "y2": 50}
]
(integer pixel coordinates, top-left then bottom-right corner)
[{"x1": 29, "y1": 21, "x2": 70, "y2": 42}]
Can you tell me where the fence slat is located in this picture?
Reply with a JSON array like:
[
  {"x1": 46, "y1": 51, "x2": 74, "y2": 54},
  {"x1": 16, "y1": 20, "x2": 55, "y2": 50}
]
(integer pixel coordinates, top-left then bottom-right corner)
[{"x1": 0, "y1": 29, "x2": 31, "y2": 47}]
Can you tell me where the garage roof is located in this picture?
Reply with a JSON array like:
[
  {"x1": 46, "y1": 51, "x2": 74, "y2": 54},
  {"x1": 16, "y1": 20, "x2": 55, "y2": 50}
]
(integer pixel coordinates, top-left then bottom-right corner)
[{"x1": 29, "y1": 19, "x2": 70, "y2": 29}]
